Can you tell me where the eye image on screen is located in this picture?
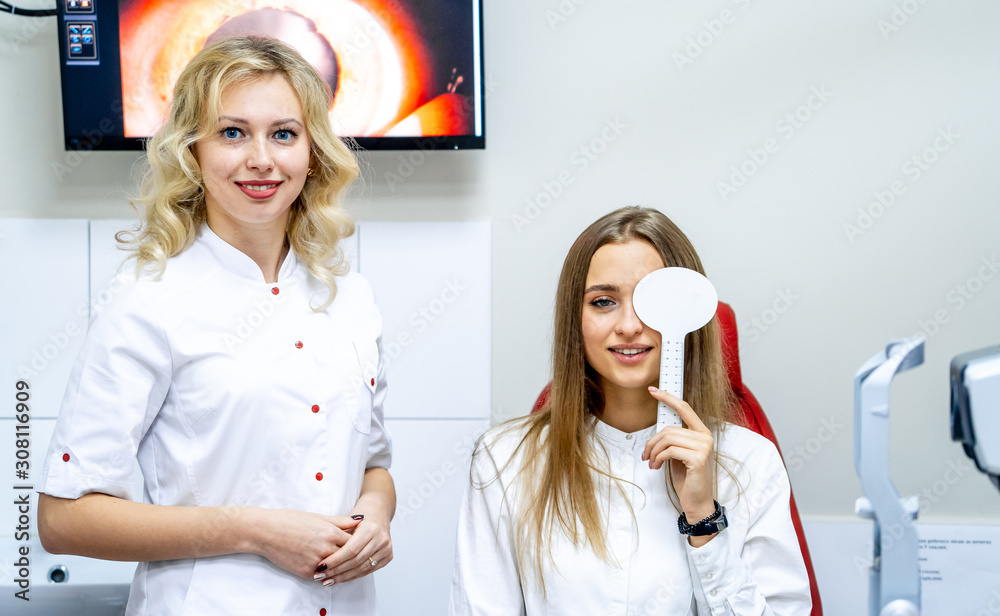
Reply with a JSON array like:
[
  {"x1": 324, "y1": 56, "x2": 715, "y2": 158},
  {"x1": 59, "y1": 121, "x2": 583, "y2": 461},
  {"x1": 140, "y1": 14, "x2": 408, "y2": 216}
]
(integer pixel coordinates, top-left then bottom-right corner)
[{"x1": 117, "y1": 0, "x2": 480, "y2": 140}]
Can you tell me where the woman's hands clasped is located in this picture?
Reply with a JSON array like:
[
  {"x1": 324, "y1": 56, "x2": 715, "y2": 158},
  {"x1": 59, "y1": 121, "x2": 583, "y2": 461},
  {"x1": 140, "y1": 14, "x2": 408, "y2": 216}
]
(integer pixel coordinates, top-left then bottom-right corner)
[
  {"x1": 249, "y1": 508, "x2": 363, "y2": 580},
  {"x1": 247, "y1": 507, "x2": 391, "y2": 584},
  {"x1": 314, "y1": 511, "x2": 393, "y2": 585},
  {"x1": 641, "y1": 386, "x2": 718, "y2": 531}
]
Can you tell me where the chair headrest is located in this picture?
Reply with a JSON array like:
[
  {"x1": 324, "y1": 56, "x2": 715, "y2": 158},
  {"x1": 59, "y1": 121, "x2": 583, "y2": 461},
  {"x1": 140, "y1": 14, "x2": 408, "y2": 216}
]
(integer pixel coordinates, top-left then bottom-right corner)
[{"x1": 715, "y1": 301, "x2": 743, "y2": 390}]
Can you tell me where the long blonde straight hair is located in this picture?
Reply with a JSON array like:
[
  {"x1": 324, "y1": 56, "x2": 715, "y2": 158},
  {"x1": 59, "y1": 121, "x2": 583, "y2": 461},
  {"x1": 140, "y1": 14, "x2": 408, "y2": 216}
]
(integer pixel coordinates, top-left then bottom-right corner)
[
  {"x1": 121, "y1": 36, "x2": 359, "y2": 309},
  {"x1": 487, "y1": 206, "x2": 736, "y2": 586}
]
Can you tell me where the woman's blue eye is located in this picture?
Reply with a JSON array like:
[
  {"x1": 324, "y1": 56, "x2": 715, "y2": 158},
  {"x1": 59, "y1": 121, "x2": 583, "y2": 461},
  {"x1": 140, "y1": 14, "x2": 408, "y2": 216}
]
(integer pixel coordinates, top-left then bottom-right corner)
[
  {"x1": 591, "y1": 297, "x2": 614, "y2": 308},
  {"x1": 221, "y1": 127, "x2": 242, "y2": 140},
  {"x1": 274, "y1": 129, "x2": 296, "y2": 141}
]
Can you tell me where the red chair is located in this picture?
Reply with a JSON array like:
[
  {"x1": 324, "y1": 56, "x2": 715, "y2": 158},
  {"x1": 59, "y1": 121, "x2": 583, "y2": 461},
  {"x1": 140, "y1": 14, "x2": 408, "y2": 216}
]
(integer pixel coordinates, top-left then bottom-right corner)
[{"x1": 530, "y1": 301, "x2": 822, "y2": 615}]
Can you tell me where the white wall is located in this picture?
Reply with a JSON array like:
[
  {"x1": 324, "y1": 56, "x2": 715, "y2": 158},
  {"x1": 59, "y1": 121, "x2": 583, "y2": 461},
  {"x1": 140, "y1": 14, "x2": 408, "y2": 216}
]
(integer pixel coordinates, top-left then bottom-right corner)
[{"x1": 1, "y1": 0, "x2": 998, "y2": 570}]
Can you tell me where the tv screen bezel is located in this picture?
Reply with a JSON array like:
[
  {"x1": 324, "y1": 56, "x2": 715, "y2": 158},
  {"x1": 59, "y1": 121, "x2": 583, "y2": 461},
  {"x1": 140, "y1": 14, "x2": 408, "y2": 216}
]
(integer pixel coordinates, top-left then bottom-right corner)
[{"x1": 55, "y1": 0, "x2": 485, "y2": 152}]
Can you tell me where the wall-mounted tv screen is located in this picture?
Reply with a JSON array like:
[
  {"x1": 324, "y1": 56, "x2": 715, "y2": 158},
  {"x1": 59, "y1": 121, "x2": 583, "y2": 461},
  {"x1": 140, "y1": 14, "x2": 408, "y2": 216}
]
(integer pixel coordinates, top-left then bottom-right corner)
[{"x1": 57, "y1": 0, "x2": 484, "y2": 151}]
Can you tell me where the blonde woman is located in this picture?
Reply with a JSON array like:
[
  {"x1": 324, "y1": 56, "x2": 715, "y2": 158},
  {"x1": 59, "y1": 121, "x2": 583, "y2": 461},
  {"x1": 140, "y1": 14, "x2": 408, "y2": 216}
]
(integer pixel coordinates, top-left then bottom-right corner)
[
  {"x1": 38, "y1": 37, "x2": 394, "y2": 615},
  {"x1": 450, "y1": 207, "x2": 810, "y2": 615}
]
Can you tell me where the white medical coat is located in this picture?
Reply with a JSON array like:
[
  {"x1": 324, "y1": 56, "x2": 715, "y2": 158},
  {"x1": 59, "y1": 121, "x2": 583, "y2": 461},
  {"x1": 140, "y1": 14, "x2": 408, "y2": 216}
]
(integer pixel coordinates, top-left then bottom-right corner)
[
  {"x1": 40, "y1": 226, "x2": 392, "y2": 616},
  {"x1": 449, "y1": 418, "x2": 811, "y2": 615}
]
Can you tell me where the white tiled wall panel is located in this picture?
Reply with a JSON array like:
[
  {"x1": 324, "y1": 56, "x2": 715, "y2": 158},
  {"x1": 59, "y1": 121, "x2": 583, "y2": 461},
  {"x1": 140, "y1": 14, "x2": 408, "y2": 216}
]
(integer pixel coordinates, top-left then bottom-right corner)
[
  {"x1": 376, "y1": 418, "x2": 488, "y2": 616},
  {"x1": 341, "y1": 227, "x2": 359, "y2": 273},
  {"x1": 88, "y1": 219, "x2": 135, "y2": 294},
  {"x1": 359, "y1": 221, "x2": 491, "y2": 420},
  {"x1": 0, "y1": 219, "x2": 90, "y2": 419}
]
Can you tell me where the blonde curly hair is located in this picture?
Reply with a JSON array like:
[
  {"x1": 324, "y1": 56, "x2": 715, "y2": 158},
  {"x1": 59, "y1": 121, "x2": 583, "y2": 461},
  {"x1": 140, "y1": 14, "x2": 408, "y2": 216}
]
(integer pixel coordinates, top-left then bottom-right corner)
[{"x1": 121, "y1": 35, "x2": 359, "y2": 309}]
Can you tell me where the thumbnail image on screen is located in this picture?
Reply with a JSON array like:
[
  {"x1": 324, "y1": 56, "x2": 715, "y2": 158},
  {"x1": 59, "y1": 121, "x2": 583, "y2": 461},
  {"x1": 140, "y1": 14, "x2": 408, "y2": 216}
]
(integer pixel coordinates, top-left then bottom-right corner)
[{"x1": 118, "y1": 0, "x2": 479, "y2": 140}]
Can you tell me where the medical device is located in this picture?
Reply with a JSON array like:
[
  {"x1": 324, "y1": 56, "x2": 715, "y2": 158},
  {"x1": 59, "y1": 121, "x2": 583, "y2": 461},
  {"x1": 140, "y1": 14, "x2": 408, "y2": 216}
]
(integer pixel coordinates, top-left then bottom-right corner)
[
  {"x1": 950, "y1": 344, "x2": 1000, "y2": 493},
  {"x1": 854, "y1": 336, "x2": 925, "y2": 616},
  {"x1": 855, "y1": 338, "x2": 1000, "y2": 616},
  {"x1": 632, "y1": 267, "x2": 717, "y2": 432}
]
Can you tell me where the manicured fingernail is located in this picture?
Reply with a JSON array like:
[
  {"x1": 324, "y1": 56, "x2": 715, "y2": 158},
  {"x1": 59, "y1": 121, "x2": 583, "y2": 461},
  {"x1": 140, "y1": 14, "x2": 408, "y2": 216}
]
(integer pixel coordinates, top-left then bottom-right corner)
[
  {"x1": 648, "y1": 386, "x2": 658, "y2": 392},
  {"x1": 315, "y1": 563, "x2": 328, "y2": 573},
  {"x1": 323, "y1": 578, "x2": 335, "y2": 587},
  {"x1": 351, "y1": 514, "x2": 364, "y2": 520},
  {"x1": 314, "y1": 573, "x2": 327, "y2": 580}
]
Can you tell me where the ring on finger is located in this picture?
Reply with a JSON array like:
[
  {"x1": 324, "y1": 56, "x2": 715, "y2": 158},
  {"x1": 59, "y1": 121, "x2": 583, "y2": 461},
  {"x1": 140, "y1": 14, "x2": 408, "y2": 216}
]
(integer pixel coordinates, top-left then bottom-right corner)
[{"x1": 369, "y1": 557, "x2": 377, "y2": 567}]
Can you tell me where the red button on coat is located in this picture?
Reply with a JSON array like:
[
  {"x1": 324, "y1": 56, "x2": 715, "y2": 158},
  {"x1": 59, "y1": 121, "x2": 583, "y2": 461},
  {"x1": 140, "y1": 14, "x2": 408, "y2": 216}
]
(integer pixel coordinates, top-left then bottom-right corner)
[
  {"x1": 315, "y1": 472, "x2": 323, "y2": 481},
  {"x1": 320, "y1": 610, "x2": 327, "y2": 616},
  {"x1": 311, "y1": 405, "x2": 320, "y2": 413},
  {"x1": 271, "y1": 287, "x2": 280, "y2": 295},
  {"x1": 62, "y1": 453, "x2": 70, "y2": 462},
  {"x1": 370, "y1": 377, "x2": 375, "y2": 386},
  {"x1": 295, "y1": 341, "x2": 303, "y2": 349}
]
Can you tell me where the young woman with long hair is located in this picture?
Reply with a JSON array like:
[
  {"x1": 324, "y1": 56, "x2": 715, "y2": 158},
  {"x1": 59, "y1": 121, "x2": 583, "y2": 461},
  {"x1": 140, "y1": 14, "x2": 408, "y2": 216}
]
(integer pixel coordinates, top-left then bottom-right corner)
[{"x1": 450, "y1": 206, "x2": 810, "y2": 615}]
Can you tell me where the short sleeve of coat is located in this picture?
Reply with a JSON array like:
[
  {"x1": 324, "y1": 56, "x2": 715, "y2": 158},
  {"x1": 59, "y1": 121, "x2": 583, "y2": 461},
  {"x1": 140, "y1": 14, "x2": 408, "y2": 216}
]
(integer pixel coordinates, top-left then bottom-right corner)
[
  {"x1": 365, "y1": 331, "x2": 392, "y2": 470},
  {"x1": 349, "y1": 275, "x2": 391, "y2": 471},
  {"x1": 39, "y1": 277, "x2": 171, "y2": 501}
]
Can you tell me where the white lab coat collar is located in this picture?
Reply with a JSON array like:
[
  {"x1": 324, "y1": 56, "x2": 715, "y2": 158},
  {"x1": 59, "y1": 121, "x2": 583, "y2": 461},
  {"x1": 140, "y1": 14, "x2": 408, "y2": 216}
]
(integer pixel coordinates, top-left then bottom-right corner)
[
  {"x1": 198, "y1": 223, "x2": 300, "y2": 283},
  {"x1": 593, "y1": 416, "x2": 657, "y2": 451}
]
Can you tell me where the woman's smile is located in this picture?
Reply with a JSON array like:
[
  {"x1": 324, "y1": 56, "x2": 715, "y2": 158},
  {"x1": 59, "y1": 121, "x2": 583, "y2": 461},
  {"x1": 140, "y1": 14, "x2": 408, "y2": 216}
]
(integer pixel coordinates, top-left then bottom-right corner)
[
  {"x1": 609, "y1": 344, "x2": 654, "y2": 364},
  {"x1": 234, "y1": 180, "x2": 283, "y2": 199}
]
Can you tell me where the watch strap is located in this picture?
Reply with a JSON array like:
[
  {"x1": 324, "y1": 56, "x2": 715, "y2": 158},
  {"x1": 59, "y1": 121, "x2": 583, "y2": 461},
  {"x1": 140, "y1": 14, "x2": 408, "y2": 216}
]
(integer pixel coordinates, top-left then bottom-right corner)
[{"x1": 677, "y1": 500, "x2": 728, "y2": 536}]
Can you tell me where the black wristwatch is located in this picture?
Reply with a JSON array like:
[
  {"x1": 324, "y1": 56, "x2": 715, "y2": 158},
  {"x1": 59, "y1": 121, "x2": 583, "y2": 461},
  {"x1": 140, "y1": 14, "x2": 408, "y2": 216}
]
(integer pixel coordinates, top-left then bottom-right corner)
[{"x1": 677, "y1": 500, "x2": 728, "y2": 536}]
